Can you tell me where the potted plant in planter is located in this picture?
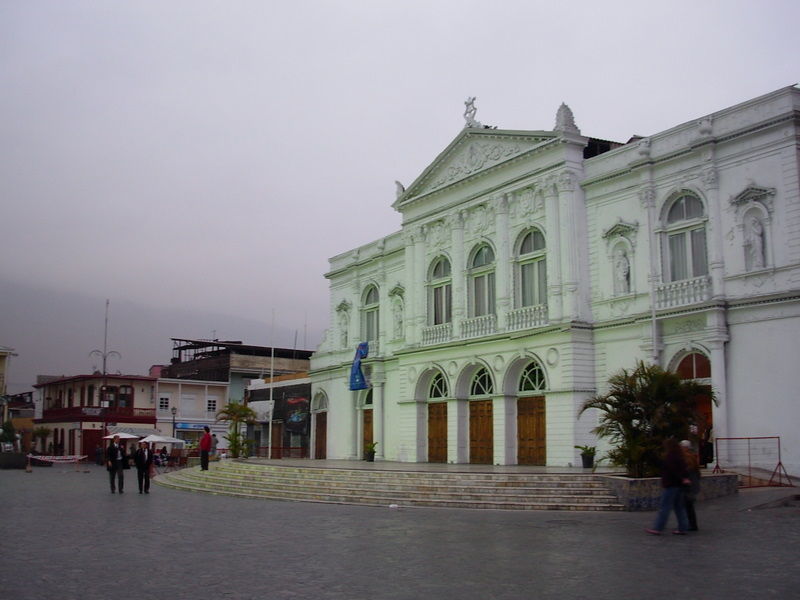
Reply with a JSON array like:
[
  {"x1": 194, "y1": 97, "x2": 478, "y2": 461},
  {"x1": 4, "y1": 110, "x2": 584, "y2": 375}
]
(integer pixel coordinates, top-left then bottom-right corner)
[
  {"x1": 364, "y1": 442, "x2": 378, "y2": 462},
  {"x1": 574, "y1": 445, "x2": 596, "y2": 469}
]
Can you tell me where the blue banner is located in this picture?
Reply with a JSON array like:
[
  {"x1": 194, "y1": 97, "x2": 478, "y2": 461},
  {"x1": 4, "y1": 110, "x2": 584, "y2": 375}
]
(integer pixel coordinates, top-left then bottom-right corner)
[{"x1": 349, "y1": 342, "x2": 369, "y2": 390}]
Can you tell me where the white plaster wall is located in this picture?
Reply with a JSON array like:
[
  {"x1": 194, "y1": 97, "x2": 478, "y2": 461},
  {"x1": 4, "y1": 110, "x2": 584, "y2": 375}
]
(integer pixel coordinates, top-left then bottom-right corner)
[{"x1": 726, "y1": 305, "x2": 800, "y2": 476}]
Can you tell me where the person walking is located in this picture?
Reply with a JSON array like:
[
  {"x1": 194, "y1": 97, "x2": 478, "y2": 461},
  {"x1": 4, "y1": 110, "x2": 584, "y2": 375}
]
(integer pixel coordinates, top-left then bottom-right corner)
[
  {"x1": 106, "y1": 435, "x2": 126, "y2": 494},
  {"x1": 681, "y1": 439, "x2": 701, "y2": 531},
  {"x1": 199, "y1": 426, "x2": 212, "y2": 471},
  {"x1": 134, "y1": 441, "x2": 154, "y2": 494},
  {"x1": 646, "y1": 438, "x2": 690, "y2": 535}
]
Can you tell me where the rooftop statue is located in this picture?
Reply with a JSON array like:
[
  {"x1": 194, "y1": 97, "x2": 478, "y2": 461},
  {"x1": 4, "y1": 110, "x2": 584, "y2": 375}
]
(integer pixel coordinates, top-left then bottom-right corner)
[{"x1": 464, "y1": 96, "x2": 482, "y2": 128}]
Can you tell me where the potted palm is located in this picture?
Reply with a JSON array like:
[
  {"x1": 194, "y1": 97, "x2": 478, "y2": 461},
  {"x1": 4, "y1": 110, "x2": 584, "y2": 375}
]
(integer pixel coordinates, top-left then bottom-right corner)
[
  {"x1": 364, "y1": 441, "x2": 378, "y2": 462},
  {"x1": 574, "y1": 445, "x2": 596, "y2": 469}
]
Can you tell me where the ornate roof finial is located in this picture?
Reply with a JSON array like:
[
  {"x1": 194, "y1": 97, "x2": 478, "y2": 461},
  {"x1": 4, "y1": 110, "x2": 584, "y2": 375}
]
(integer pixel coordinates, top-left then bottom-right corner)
[
  {"x1": 464, "y1": 96, "x2": 482, "y2": 129},
  {"x1": 554, "y1": 102, "x2": 580, "y2": 135}
]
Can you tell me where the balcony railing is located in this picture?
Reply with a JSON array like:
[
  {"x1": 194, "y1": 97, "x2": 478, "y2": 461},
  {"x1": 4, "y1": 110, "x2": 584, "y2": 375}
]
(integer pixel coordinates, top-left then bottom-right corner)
[
  {"x1": 422, "y1": 323, "x2": 453, "y2": 346},
  {"x1": 507, "y1": 304, "x2": 549, "y2": 331},
  {"x1": 41, "y1": 406, "x2": 157, "y2": 423},
  {"x1": 462, "y1": 314, "x2": 497, "y2": 339},
  {"x1": 655, "y1": 276, "x2": 711, "y2": 309}
]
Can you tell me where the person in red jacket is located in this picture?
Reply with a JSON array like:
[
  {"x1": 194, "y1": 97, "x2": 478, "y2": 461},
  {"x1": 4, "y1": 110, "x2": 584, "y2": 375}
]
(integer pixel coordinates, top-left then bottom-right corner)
[{"x1": 199, "y1": 426, "x2": 212, "y2": 471}]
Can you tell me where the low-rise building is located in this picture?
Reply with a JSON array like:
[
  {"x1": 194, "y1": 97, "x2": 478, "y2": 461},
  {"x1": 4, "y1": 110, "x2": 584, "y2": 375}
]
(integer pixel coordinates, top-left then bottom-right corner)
[{"x1": 34, "y1": 373, "x2": 158, "y2": 456}]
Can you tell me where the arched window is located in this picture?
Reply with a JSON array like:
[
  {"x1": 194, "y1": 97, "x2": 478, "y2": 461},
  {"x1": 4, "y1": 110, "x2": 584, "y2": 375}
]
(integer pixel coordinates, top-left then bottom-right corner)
[
  {"x1": 362, "y1": 286, "x2": 379, "y2": 343},
  {"x1": 429, "y1": 372, "x2": 448, "y2": 399},
  {"x1": 469, "y1": 245, "x2": 496, "y2": 317},
  {"x1": 428, "y1": 257, "x2": 452, "y2": 325},
  {"x1": 470, "y1": 367, "x2": 494, "y2": 396},
  {"x1": 516, "y1": 229, "x2": 547, "y2": 307},
  {"x1": 676, "y1": 352, "x2": 711, "y2": 379},
  {"x1": 665, "y1": 194, "x2": 708, "y2": 282},
  {"x1": 519, "y1": 360, "x2": 547, "y2": 392},
  {"x1": 312, "y1": 391, "x2": 328, "y2": 412}
]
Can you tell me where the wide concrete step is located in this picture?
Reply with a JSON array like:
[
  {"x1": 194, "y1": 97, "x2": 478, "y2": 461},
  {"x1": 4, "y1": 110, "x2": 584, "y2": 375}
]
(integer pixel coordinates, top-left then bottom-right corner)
[
  {"x1": 155, "y1": 461, "x2": 625, "y2": 511},
  {"x1": 162, "y1": 472, "x2": 619, "y2": 504}
]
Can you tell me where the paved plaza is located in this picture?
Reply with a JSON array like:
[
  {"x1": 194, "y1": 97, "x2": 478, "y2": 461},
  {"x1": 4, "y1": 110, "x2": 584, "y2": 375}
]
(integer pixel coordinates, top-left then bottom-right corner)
[{"x1": 1, "y1": 463, "x2": 798, "y2": 600}]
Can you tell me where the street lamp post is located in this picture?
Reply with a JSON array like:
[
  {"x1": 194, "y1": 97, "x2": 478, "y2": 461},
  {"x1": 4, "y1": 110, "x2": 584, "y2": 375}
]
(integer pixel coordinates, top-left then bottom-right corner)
[{"x1": 171, "y1": 405, "x2": 177, "y2": 438}]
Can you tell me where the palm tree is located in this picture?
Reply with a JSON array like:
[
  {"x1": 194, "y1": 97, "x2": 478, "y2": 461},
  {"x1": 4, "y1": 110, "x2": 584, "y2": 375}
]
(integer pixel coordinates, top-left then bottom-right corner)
[
  {"x1": 579, "y1": 360, "x2": 716, "y2": 478},
  {"x1": 215, "y1": 402, "x2": 258, "y2": 458}
]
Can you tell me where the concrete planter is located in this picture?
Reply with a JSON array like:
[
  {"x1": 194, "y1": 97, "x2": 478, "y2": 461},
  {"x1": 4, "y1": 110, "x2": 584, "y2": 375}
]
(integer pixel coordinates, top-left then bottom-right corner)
[
  {"x1": 602, "y1": 473, "x2": 739, "y2": 511},
  {"x1": 0, "y1": 452, "x2": 29, "y2": 469}
]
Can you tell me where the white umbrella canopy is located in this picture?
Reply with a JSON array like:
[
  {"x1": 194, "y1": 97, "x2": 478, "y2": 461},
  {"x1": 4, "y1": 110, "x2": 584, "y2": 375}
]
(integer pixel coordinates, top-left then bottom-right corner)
[
  {"x1": 102, "y1": 432, "x2": 140, "y2": 440},
  {"x1": 139, "y1": 434, "x2": 185, "y2": 446}
]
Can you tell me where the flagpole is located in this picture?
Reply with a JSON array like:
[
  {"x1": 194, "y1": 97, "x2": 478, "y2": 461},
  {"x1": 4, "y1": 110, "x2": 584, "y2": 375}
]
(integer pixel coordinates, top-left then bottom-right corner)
[{"x1": 267, "y1": 309, "x2": 275, "y2": 460}]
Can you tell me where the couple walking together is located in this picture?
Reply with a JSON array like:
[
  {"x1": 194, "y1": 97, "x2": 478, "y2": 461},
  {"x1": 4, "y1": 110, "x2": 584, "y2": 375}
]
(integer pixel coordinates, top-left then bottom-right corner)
[{"x1": 647, "y1": 438, "x2": 701, "y2": 535}]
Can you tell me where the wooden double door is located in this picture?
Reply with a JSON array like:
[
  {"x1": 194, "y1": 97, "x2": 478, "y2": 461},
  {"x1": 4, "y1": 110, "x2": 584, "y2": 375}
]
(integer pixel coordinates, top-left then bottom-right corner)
[
  {"x1": 469, "y1": 400, "x2": 493, "y2": 464},
  {"x1": 427, "y1": 403, "x2": 447, "y2": 463},
  {"x1": 517, "y1": 396, "x2": 546, "y2": 465},
  {"x1": 314, "y1": 412, "x2": 327, "y2": 459},
  {"x1": 362, "y1": 408, "x2": 373, "y2": 454}
]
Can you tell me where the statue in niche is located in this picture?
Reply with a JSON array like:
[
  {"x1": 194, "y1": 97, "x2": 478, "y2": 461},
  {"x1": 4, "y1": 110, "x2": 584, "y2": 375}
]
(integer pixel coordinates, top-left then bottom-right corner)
[
  {"x1": 393, "y1": 302, "x2": 404, "y2": 339},
  {"x1": 614, "y1": 248, "x2": 630, "y2": 295},
  {"x1": 339, "y1": 313, "x2": 349, "y2": 348},
  {"x1": 746, "y1": 216, "x2": 765, "y2": 269}
]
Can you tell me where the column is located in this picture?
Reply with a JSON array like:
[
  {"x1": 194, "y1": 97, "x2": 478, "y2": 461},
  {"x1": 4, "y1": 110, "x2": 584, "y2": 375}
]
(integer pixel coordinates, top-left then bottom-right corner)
[
  {"x1": 557, "y1": 170, "x2": 580, "y2": 319},
  {"x1": 403, "y1": 228, "x2": 419, "y2": 346},
  {"x1": 544, "y1": 178, "x2": 563, "y2": 323},
  {"x1": 494, "y1": 195, "x2": 511, "y2": 330},
  {"x1": 451, "y1": 211, "x2": 466, "y2": 336},
  {"x1": 372, "y1": 372, "x2": 385, "y2": 461}
]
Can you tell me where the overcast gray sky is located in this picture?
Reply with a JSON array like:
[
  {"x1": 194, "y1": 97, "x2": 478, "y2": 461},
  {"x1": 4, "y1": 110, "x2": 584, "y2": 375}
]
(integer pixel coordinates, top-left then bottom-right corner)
[{"x1": 1, "y1": 1, "x2": 798, "y2": 394}]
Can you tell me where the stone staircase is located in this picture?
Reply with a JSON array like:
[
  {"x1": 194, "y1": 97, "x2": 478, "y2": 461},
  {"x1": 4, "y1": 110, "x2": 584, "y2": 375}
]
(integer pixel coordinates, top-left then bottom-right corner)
[{"x1": 154, "y1": 460, "x2": 625, "y2": 511}]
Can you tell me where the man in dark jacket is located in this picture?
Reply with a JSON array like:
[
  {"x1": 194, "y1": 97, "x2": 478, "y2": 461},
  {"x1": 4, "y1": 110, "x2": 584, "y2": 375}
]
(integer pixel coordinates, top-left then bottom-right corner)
[
  {"x1": 106, "y1": 435, "x2": 126, "y2": 494},
  {"x1": 646, "y1": 438, "x2": 691, "y2": 535},
  {"x1": 133, "y1": 441, "x2": 154, "y2": 494}
]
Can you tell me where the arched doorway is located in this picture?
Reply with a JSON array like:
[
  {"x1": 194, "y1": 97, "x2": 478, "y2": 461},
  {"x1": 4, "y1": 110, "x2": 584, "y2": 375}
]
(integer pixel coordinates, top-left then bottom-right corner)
[
  {"x1": 517, "y1": 359, "x2": 547, "y2": 465},
  {"x1": 469, "y1": 367, "x2": 494, "y2": 464},
  {"x1": 427, "y1": 371, "x2": 449, "y2": 463},
  {"x1": 361, "y1": 389, "x2": 373, "y2": 457},
  {"x1": 312, "y1": 392, "x2": 328, "y2": 460},
  {"x1": 675, "y1": 351, "x2": 713, "y2": 465}
]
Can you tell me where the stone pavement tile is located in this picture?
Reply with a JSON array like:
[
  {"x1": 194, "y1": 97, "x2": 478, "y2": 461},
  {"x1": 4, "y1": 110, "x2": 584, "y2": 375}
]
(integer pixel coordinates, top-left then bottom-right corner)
[{"x1": 0, "y1": 465, "x2": 798, "y2": 600}]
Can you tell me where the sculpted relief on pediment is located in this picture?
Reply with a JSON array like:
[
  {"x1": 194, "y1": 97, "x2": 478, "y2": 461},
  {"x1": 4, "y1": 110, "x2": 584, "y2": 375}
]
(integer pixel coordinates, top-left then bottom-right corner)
[{"x1": 425, "y1": 140, "x2": 525, "y2": 193}]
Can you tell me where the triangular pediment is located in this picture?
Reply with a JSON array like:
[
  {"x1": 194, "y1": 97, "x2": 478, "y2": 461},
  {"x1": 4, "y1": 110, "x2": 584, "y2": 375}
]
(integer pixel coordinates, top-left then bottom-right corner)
[
  {"x1": 730, "y1": 185, "x2": 775, "y2": 206},
  {"x1": 393, "y1": 128, "x2": 558, "y2": 210}
]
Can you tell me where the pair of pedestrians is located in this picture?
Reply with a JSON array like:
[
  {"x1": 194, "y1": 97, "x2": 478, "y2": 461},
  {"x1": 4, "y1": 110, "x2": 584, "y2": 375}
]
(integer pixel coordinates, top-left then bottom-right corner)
[
  {"x1": 106, "y1": 436, "x2": 154, "y2": 494},
  {"x1": 646, "y1": 438, "x2": 701, "y2": 535}
]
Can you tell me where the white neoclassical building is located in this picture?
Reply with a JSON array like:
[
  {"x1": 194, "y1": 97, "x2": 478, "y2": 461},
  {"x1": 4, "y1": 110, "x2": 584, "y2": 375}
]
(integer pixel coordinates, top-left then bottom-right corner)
[{"x1": 309, "y1": 87, "x2": 800, "y2": 476}]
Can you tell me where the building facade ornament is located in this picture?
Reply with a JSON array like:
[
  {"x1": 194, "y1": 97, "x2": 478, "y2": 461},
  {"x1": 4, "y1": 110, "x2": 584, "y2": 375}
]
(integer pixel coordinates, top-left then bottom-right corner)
[
  {"x1": 554, "y1": 102, "x2": 580, "y2": 135},
  {"x1": 463, "y1": 96, "x2": 482, "y2": 129}
]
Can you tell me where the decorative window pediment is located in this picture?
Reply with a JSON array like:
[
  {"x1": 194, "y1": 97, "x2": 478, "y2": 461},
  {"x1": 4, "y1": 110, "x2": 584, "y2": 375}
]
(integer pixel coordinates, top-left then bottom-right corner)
[
  {"x1": 730, "y1": 185, "x2": 775, "y2": 211},
  {"x1": 602, "y1": 219, "x2": 639, "y2": 248}
]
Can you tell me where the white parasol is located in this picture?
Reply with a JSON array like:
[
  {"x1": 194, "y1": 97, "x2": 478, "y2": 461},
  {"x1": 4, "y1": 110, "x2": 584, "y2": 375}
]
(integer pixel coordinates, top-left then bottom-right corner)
[
  {"x1": 139, "y1": 434, "x2": 185, "y2": 446},
  {"x1": 102, "y1": 432, "x2": 140, "y2": 440}
]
